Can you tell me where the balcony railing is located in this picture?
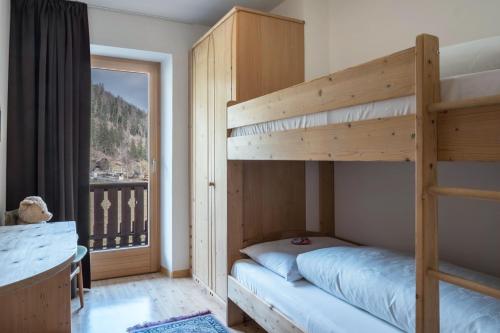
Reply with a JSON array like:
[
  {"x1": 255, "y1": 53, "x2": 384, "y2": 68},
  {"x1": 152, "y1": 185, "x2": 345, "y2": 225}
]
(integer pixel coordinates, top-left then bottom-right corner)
[{"x1": 89, "y1": 182, "x2": 148, "y2": 251}]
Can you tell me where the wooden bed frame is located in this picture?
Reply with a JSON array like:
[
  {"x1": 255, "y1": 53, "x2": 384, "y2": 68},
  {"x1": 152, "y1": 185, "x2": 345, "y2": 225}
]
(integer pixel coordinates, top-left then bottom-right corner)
[{"x1": 225, "y1": 34, "x2": 500, "y2": 333}]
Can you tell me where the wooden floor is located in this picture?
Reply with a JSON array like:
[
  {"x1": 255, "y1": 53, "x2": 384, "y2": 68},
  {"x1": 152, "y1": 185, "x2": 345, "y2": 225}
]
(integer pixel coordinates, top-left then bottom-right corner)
[{"x1": 71, "y1": 273, "x2": 263, "y2": 333}]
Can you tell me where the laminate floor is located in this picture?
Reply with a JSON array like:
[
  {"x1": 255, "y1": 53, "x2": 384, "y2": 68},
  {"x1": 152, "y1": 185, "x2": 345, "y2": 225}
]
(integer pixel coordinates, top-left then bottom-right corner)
[{"x1": 71, "y1": 273, "x2": 263, "y2": 333}]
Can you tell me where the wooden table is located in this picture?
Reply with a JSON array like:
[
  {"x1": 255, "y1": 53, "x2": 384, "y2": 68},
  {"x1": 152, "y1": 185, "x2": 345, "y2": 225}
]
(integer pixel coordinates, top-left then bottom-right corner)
[{"x1": 0, "y1": 221, "x2": 77, "y2": 332}]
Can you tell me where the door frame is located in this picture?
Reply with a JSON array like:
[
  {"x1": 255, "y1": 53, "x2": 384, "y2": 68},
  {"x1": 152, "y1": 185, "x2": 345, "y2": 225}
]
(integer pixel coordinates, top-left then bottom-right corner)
[{"x1": 90, "y1": 55, "x2": 161, "y2": 280}]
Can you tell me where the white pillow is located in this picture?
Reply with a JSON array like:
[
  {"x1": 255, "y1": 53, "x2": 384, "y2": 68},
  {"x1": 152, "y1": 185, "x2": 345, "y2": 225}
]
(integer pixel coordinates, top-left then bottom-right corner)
[
  {"x1": 296, "y1": 247, "x2": 500, "y2": 332},
  {"x1": 240, "y1": 237, "x2": 353, "y2": 281},
  {"x1": 440, "y1": 36, "x2": 500, "y2": 77}
]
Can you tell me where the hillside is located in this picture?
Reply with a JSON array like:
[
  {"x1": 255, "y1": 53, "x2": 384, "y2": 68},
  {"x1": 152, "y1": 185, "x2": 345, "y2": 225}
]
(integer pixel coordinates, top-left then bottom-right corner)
[{"x1": 90, "y1": 83, "x2": 148, "y2": 182}]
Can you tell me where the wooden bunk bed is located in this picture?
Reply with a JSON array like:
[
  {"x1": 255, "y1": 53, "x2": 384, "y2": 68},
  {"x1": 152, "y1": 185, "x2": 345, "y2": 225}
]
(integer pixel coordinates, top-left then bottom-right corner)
[{"x1": 225, "y1": 34, "x2": 500, "y2": 333}]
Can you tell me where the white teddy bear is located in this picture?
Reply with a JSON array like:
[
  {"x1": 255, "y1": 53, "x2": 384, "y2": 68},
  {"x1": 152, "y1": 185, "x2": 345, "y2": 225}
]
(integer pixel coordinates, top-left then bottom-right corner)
[{"x1": 18, "y1": 196, "x2": 53, "y2": 224}]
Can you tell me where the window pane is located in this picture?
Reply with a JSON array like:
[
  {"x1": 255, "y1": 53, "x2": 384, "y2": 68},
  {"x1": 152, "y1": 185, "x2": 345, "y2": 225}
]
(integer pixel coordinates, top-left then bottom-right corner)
[
  {"x1": 90, "y1": 68, "x2": 149, "y2": 183},
  {"x1": 90, "y1": 68, "x2": 149, "y2": 251}
]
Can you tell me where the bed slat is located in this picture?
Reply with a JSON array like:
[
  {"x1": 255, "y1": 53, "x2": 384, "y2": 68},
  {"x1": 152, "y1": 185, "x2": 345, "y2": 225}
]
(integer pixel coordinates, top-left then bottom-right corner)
[
  {"x1": 227, "y1": 106, "x2": 500, "y2": 162},
  {"x1": 429, "y1": 94, "x2": 500, "y2": 112},
  {"x1": 228, "y1": 276, "x2": 304, "y2": 333},
  {"x1": 227, "y1": 47, "x2": 416, "y2": 129},
  {"x1": 428, "y1": 270, "x2": 500, "y2": 299},
  {"x1": 228, "y1": 115, "x2": 416, "y2": 161},
  {"x1": 428, "y1": 186, "x2": 500, "y2": 201}
]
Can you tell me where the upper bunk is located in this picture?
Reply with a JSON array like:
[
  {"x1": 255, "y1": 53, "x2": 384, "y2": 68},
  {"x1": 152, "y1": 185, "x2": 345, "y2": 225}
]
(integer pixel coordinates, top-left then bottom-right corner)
[{"x1": 226, "y1": 34, "x2": 500, "y2": 162}]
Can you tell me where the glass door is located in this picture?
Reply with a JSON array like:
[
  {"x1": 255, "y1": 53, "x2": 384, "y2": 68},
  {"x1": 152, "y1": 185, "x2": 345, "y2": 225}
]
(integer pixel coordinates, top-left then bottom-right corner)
[{"x1": 89, "y1": 56, "x2": 160, "y2": 280}]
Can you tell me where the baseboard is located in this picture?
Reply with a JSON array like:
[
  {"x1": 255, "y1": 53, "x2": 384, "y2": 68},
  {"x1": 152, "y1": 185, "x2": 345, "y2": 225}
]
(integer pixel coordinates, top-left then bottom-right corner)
[{"x1": 160, "y1": 266, "x2": 191, "y2": 278}]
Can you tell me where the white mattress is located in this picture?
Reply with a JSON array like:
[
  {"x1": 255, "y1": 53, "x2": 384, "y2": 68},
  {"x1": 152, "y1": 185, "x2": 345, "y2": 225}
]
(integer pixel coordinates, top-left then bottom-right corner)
[
  {"x1": 231, "y1": 259, "x2": 402, "y2": 333},
  {"x1": 231, "y1": 69, "x2": 500, "y2": 137}
]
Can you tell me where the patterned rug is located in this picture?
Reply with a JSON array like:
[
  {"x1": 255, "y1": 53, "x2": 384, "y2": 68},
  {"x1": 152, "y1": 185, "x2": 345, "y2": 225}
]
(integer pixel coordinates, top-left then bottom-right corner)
[{"x1": 127, "y1": 311, "x2": 229, "y2": 333}]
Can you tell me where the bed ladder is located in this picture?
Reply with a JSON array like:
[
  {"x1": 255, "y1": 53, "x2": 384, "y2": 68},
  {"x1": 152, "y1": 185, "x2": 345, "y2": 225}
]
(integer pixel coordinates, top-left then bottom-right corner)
[
  {"x1": 416, "y1": 34, "x2": 500, "y2": 333},
  {"x1": 425, "y1": 185, "x2": 500, "y2": 299}
]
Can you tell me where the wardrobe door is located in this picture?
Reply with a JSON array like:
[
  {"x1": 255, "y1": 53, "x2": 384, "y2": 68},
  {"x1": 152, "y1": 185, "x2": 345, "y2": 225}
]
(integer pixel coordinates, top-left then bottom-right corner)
[
  {"x1": 235, "y1": 11, "x2": 304, "y2": 100},
  {"x1": 192, "y1": 37, "x2": 210, "y2": 287},
  {"x1": 212, "y1": 16, "x2": 234, "y2": 300},
  {"x1": 207, "y1": 32, "x2": 216, "y2": 291}
]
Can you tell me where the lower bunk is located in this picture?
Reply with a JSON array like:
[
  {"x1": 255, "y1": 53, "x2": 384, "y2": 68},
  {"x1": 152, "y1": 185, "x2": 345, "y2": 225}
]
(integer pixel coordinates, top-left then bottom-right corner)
[
  {"x1": 227, "y1": 239, "x2": 500, "y2": 333},
  {"x1": 229, "y1": 259, "x2": 402, "y2": 333}
]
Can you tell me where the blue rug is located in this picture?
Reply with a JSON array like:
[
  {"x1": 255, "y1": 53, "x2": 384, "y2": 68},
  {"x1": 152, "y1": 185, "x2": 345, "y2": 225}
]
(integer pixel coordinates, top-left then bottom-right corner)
[{"x1": 127, "y1": 311, "x2": 229, "y2": 333}]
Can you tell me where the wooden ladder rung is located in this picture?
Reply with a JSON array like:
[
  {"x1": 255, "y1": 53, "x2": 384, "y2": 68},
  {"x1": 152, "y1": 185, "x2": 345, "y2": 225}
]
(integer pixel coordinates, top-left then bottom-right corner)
[
  {"x1": 428, "y1": 94, "x2": 500, "y2": 112},
  {"x1": 428, "y1": 186, "x2": 500, "y2": 202},
  {"x1": 428, "y1": 270, "x2": 500, "y2": 299}
]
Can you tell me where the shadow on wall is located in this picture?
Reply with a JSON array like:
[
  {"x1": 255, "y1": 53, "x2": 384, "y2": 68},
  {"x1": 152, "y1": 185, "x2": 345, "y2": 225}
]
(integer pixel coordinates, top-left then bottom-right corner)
[{"x1": 334, "y1": 161, "x2": 500, "y2": 278}]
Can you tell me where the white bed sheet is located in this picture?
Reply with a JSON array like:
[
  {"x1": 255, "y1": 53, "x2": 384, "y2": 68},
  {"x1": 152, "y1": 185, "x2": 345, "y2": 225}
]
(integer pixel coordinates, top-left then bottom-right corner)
[
  {"x1": 231, "y1": 258, "x2": 402, "y2": 333},
  {"x1": 231, "y1": 69, "x2": 500, "y2": 137}
]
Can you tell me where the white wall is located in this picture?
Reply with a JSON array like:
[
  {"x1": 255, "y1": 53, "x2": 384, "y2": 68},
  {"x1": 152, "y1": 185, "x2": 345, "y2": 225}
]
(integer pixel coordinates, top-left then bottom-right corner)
[
  {"x1": 272, "y1": 0, "x2": 331, "y2": 80},
  {"x1": 273, "y1": 0, "x2": 500, "y2": 277},
  {"x1": 0, "y1": 0, "x2": 10, "y2": 225},
  {"x1": 88, "y1": 8, "x2": 208, "y2": 272},
  {"x1": 329, "y1": 0, "x2": 500, "y2": 72}
]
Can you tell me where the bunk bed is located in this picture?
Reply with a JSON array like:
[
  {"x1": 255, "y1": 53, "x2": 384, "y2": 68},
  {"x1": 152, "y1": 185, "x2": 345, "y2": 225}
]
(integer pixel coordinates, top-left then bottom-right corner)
[{"x1": 225, "y1": 34, "x2": 500, "y2": 333}]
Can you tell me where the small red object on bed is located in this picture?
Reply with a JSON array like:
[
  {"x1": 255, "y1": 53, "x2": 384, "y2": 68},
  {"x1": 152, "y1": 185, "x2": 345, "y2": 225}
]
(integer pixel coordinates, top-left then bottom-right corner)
[{"x1": 291, "y1": 237, "x2": 311, "y2": 245}]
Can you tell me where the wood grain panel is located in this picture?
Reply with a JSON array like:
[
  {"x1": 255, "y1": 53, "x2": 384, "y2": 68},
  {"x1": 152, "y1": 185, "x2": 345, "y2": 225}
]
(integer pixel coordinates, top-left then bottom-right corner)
[
  {"x1": 148, "y1": 59, "x2": 162, "y2": 274},
  {"x1": 228, "y1": 47, "x2": 415, "y2": 129},
  {"x1": 429, "y1": 94, "x2": 500, "y2": 112},
  {"x1": 228, "y1": 276, "x2": 304, "y2": 333},
  {"x1": 242, "y1": 161, "x2": 306, "y2": 245},
  {"x1": 208, "y1": 31, "x2": 216, "y2": 290},
  {"x1": 228, "y1": 115, "x2": 416, "y2": 161},
  {"x1": 437, "y1": 105, "x2": 500, "y2": 161},
  {"x1": 192, "y1": 7, "x2": 305, "y2": 305},
  {"x1": 235, "y1": 11, "x2": 304, "y2": 102},
  {"x1": 193, "y1": 6, "x2": 304, "y2": 49},
  {"x1": 428, "y1": 270, "x2": 500, "y2": 299},
  {"x1": 91, "y1": 247, "x2": 151, "y2": 281},
  {"x1": 212, "y1": 16, "x2": 234, "y2": 301},
  {"x1": 318, "y1": 162, "x2": 335, "y2": 236},
  {"x1": 428, "y1": 186, "x2": 500, "y2": 201},
  {"x1": 192, "y1": 37, "x2": 211, "y2": 286},
  {"x1": 234, "y1": 10, "x2": 307, "y2": 257},
  {"x1": 0, "y1": 223, "x2": 75, "y2": 332},
  {"x1": 0, "y1": 266, "x2": 71, "y2": 333},
  {"x1": 415, "y1": 34, "x2": 440, "y2": 333},
  {"x1": 227, "y1": 160, "x2": 245, "y2": 273}
]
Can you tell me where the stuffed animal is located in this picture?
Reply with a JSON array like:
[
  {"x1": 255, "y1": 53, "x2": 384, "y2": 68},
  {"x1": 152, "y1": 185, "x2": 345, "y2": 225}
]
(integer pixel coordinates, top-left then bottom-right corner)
[{"x1": 17, "y1": 196, "x2": 53, "y2": 224}]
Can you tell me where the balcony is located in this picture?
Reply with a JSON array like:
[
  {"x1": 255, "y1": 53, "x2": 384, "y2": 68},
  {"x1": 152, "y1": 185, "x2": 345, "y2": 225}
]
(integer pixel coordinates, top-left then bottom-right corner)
[{"x1": 89, "y1": 182, "x2": 148, "y2": 251}]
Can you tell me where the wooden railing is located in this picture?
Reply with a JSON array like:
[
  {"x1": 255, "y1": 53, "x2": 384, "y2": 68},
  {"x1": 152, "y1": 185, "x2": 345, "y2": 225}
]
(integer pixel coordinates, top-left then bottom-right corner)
[{"x1": 89, "y1": 182, "x2": 148, "y2": 251}]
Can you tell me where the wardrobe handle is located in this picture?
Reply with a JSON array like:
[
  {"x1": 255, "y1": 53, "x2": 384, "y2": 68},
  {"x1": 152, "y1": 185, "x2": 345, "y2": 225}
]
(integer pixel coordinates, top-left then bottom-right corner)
[
  {"x1": 209, "y1": 182, "x2": 215, "y2": 187},
  {"x1": 151, "y1": 159, "x2": 157, "y2": 173}
]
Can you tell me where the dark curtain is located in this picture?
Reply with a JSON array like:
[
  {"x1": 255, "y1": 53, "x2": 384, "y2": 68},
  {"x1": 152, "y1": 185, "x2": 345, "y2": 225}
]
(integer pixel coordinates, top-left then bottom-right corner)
[{"x1": 7, "y1": 0, "x2": 91, "y2": 288}]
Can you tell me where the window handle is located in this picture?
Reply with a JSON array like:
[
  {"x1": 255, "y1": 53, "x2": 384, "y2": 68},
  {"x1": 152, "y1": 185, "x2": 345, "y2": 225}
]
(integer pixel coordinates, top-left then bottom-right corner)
[{"x1": 209, "y1": 181, "x2": 215, "y2": 187}]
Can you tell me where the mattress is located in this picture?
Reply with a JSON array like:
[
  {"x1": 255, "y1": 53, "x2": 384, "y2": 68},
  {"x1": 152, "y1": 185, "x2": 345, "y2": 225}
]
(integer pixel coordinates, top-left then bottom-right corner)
[
  {"x1": 231, "y1": 68, "x2": 500, "y2": 137},
  {"x1": 231, "y1": 259, "x2": 402, "y2": 333}
]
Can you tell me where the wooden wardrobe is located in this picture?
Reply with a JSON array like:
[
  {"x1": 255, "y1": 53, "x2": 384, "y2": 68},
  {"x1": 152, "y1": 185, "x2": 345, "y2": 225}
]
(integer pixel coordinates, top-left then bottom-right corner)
[{"x1": 190, "y1": 7, "x2": 305, "y2": 301}]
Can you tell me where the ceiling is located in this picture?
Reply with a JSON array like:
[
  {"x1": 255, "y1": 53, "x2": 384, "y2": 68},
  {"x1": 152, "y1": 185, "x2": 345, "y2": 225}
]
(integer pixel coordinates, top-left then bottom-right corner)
[{"x1": 83, "y1": 0, "x2": 285, "y2": 26}]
